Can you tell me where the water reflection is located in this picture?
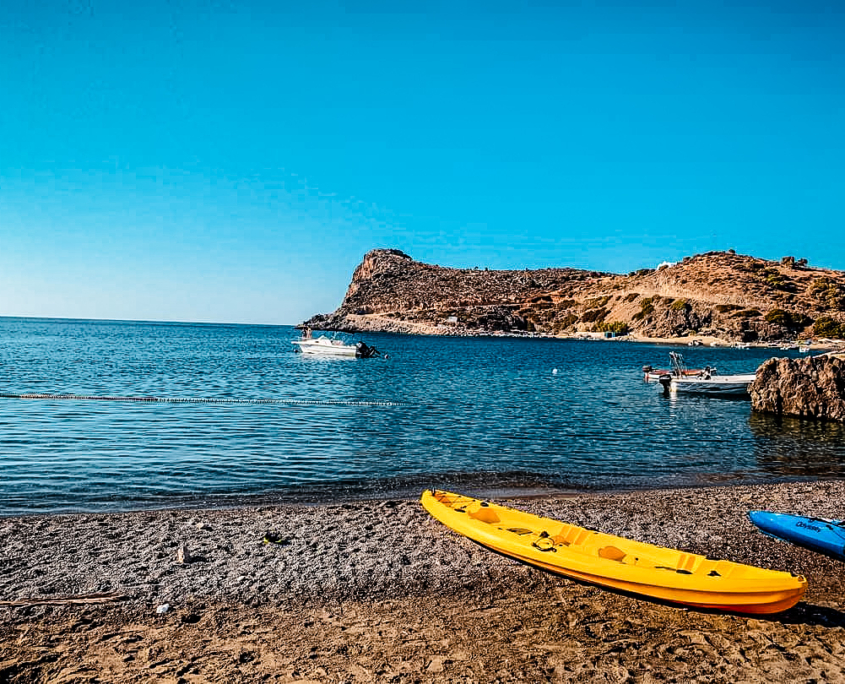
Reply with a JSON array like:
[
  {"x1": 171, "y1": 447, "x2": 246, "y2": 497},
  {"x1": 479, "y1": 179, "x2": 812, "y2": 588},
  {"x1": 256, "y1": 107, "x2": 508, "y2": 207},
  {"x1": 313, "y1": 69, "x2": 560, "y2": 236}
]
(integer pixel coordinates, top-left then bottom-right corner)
[{"x1": 749, "y1": 412, "x2": 845, "y2": 478}]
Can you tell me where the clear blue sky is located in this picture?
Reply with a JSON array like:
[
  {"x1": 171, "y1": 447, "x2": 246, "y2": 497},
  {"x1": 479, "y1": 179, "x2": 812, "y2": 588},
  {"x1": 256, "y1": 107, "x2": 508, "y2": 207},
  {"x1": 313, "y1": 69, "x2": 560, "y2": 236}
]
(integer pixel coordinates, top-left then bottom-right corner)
[{"x1": 2, "y1": 0, "x2": 843, "y2": 324}]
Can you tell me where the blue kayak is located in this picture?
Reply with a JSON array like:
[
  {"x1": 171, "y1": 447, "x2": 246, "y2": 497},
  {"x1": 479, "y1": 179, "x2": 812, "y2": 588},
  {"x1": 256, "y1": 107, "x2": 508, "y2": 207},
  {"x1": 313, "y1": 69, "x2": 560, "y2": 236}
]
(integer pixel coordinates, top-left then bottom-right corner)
[{"x1": 748, "y1": 511, "x2": 845, "y2": 561}]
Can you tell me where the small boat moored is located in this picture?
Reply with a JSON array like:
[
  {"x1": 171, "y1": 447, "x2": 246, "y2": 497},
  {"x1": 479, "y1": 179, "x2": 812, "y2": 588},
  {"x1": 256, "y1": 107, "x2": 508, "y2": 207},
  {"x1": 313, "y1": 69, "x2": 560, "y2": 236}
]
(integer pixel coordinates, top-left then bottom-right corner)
[
  {"x1": 663, "y1": 373, "x2": 757, "y2": 397},
  {"x1": 422, "y1": 490, "x2": 807, "y2": 614},
  {"x1": 654, "y1": 352, "x2": 755, "y2": 396},
  {"x1": 292, "y1": 330, "x2": 382, "y2": 358}
]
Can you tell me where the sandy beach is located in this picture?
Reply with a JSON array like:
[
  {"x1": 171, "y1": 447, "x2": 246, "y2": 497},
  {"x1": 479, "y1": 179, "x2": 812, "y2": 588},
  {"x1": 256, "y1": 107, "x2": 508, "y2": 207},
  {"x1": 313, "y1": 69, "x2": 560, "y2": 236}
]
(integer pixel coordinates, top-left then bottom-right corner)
[{"x1": 2, "y1": 481, "x2": 845, "y2": 683}]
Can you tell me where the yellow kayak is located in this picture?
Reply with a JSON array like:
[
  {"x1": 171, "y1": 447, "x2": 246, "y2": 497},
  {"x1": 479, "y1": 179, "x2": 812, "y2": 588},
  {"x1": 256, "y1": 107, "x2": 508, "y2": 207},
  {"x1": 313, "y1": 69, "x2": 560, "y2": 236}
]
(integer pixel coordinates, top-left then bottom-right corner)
[{"x1": 421, "y1": 490, "x2": 807, "y2": 614}]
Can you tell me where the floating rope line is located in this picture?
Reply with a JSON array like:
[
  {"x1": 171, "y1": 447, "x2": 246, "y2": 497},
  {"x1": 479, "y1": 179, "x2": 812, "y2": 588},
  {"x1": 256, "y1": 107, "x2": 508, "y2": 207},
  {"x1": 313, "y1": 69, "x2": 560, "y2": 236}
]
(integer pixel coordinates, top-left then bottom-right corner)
[{"x1": 0, "y1": 393, "x2": 407, "y2": 407}]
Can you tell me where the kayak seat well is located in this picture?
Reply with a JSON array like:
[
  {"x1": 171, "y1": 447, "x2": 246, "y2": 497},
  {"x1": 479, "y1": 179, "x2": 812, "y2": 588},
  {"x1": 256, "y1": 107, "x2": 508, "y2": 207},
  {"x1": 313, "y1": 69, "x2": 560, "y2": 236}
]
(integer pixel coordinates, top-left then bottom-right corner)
[
  {"x1": 677, "y1": 552, "x2": 697, "y2": 573},
  {"x1": 598, "y1": 546, "x2": 627, "y2": 562},
  {"x1": 551, "y1": 525, "x2": 594, "y2": 548},
  {"x1": 468, "y1": 507, "x2": 500, "y2": 524}
]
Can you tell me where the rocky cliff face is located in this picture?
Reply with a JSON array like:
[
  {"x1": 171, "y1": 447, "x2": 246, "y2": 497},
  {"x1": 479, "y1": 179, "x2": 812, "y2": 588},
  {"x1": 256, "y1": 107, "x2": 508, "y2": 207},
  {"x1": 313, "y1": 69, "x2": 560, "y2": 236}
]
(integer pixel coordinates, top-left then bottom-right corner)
[
  {"x1": 751, "y1": 356, "x2": 845, "y2": 422},
  {"x1": 303, "y1": 249, "x2": 845, "y2": 342}
]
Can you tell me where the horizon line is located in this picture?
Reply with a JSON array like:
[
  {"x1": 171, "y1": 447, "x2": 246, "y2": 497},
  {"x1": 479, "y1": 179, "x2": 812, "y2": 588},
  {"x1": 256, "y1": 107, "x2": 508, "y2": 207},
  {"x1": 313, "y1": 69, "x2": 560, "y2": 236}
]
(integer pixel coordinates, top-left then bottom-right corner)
[{"x1": 0, "y1": 315, "x2": 299, "y2": 328}]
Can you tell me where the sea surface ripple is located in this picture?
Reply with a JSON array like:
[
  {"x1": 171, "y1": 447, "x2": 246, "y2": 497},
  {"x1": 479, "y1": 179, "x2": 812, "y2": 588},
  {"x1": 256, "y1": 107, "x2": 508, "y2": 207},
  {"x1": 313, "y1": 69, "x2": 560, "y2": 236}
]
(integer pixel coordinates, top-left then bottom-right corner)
[{"x1": 1, "y1": 317, "x2": 843, "y2": 514}]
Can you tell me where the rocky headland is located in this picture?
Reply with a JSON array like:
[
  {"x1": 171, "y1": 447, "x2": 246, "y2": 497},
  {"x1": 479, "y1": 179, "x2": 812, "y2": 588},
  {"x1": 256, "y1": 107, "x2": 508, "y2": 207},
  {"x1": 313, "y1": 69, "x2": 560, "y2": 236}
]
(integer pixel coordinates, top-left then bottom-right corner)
[{"x1": 303, "y1": 249, "x2": 845, "y2": 343}]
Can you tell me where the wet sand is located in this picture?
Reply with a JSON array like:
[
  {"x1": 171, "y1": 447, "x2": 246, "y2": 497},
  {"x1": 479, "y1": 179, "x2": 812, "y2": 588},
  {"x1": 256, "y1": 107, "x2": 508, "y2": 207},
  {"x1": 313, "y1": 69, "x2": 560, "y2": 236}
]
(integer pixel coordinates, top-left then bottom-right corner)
[{"x1": 2, "y1": 480, "x2": 845, "y2": 682}]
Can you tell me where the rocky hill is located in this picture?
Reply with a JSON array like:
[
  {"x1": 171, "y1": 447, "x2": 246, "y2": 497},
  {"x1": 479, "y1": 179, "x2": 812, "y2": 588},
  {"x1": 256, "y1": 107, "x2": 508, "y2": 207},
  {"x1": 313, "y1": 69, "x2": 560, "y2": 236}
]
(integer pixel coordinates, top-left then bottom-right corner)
[{"x1": 302, "y1": 249, "x2": 845, "y2": 342}]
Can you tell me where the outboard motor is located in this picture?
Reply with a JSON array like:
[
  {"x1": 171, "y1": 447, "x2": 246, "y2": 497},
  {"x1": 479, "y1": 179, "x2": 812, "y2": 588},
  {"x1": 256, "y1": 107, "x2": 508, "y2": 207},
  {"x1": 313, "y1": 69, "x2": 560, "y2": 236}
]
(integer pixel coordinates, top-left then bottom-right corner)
[
  {"x1": 658, "y1": 374, "x2": 672, "y2": 394},
  {"x1": 355, "y1": 342, "x2": 380, "y2": 358}
]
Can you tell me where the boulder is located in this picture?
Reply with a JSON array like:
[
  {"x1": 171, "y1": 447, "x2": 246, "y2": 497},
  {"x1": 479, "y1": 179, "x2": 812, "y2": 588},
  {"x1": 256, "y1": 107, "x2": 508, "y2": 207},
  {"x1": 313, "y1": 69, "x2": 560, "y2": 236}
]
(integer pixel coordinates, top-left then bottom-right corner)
[{"x1": 750, "y1": 355, "x2": 845, "y2": 422}]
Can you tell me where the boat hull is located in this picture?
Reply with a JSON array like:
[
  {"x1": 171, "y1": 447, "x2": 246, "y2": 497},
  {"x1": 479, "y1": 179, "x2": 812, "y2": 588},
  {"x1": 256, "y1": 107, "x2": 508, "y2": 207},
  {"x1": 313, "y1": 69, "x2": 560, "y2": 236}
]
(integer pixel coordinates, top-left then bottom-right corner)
[
  {"x1": 669, "y1": 373, "x2": 756, "y2": 396},
  {"x1": 292, "y1": 339, "x2": 358, "y2": 357},
  {"x1": 422, "y1": 490, "x2": 806, "y2": 614},
  {"x1": 749, "y1": 511, "x2": 845, "y2": 561}
]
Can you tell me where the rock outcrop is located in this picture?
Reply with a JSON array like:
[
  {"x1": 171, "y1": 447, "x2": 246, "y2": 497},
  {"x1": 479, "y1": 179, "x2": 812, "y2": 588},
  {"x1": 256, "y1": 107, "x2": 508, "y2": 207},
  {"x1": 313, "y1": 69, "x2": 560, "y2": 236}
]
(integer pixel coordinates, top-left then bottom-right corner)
[
  {"x1": 303, "y1": 249, "x2": 845, "y2": 342},
  {"x1": 750, "y1": 356, "x2": 845, "y2": 422}
]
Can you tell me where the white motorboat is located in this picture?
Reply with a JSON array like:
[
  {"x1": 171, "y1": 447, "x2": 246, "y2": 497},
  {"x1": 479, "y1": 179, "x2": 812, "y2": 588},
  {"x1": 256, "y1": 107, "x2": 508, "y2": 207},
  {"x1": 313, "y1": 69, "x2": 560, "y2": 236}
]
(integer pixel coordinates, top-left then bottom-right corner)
[
  {"x1": 292, "y1": 336, "x2": 357, "y2": 357},
  {"x1": 654, "y1": 352, "x2": 755, "y2": 396},
  {"x1": 292, "y1": 332, "x2": 381, "y2": 358},
  {"x1": 664, "y1": 373, "x2": 757, "y2": 396}
]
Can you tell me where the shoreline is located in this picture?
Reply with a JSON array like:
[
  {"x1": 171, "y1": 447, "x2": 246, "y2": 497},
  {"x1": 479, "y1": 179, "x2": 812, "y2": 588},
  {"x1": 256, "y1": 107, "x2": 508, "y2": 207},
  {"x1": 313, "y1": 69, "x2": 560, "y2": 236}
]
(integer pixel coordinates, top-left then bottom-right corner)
[
  {"x1": 317, "y1": 320, "x2": 845, "y2": 353},
  {"x1": 3, "y1": 480, "x2": 845, "y2": 681},
  {"x1": 1, "y1": 473, "x2": 834, "y2": 519}
]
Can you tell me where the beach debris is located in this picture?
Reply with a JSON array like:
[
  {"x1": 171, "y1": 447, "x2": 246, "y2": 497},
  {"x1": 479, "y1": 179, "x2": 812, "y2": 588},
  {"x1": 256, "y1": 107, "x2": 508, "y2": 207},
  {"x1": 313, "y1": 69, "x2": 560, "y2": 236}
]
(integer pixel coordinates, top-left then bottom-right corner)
[
  {"x1": 156, "y1": 603, "x2": 170, "y2": 614},
  {"x1": 427, "y1": 656, "x2": 446, "y2": 673},
  {"x1": 176, "y1": 543, "x2": 193, "y2": 564},
  {"x1": 0, "y1": 592, "x2": 126, "y2": 607},
  {"x1": 263, "y1": 531, "x2": 290, "y2": 546}
]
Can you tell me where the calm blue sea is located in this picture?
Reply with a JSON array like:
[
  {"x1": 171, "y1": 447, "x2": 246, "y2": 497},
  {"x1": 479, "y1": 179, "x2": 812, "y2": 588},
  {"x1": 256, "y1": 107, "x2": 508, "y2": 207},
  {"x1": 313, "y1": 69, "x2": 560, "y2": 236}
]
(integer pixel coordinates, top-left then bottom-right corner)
[{"x1": 1, "y1": 317, "x2": 843, "y2": 515}]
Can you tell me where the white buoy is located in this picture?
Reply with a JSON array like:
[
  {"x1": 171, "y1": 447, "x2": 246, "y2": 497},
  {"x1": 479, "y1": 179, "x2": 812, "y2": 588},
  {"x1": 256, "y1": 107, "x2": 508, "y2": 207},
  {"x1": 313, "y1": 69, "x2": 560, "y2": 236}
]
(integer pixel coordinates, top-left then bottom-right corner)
[{"x1": 552, "y1": 368, "x2": 558, "y2": 375}]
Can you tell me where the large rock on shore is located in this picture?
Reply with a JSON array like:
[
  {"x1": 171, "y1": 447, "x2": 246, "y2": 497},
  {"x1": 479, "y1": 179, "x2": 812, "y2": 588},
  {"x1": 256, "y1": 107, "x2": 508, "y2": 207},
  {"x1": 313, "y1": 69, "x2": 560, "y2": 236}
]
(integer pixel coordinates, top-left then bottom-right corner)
[{"x1": 750, "y1": 355, "x2": 845, "y2": 421}]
